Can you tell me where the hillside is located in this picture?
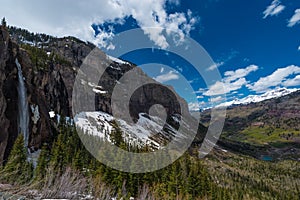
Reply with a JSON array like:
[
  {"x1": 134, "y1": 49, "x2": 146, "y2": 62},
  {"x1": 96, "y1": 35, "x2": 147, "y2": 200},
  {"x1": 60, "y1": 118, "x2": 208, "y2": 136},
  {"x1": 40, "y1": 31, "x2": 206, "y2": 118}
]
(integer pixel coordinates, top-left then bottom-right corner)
[{"x1": 200, "y1": 90, "x2": 300, "y2": 160}]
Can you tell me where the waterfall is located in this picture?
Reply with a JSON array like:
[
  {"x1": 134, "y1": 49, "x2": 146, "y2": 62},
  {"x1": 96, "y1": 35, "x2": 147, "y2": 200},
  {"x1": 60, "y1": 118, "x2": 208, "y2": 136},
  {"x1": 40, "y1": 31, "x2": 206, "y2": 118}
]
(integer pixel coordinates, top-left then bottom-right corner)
[{"x1": 16, "y1": 59, "x2": 29, "y2": 148}]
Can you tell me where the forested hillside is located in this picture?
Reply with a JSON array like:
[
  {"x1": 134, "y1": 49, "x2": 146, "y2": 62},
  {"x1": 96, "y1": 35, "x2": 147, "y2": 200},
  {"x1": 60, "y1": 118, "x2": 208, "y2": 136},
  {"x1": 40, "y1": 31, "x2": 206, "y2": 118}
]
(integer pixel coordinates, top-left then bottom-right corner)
[{"x1": 1, "y1": 118, "x2": 299, "y2": 199}]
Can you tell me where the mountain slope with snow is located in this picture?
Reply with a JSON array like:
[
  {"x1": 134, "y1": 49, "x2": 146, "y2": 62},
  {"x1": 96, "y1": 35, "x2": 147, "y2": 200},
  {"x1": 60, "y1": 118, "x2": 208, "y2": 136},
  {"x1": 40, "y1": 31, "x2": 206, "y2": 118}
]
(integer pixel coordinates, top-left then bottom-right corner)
[
  {"x1": 216, "y1": 88, "x2": 299, "y2": 108},
  {"x1": 74, "y1": 111, "x2": 191, "y2": 150}
]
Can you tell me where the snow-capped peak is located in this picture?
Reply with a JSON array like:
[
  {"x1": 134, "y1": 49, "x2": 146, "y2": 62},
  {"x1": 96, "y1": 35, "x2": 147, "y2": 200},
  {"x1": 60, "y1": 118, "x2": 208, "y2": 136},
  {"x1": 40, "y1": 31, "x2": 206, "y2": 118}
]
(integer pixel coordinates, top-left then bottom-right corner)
[
  {"x1": 216, "y1": 87, "x2": 299, "y2": 108},
  {"x1": 106, "y1": 55, "x2": 129, "y2": 65}
]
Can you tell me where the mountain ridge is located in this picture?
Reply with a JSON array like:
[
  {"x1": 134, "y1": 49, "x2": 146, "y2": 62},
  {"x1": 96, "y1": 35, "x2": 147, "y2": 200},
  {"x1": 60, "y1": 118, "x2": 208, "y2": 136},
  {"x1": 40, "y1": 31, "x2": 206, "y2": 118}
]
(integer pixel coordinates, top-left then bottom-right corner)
[{"x1": 216, "y1": 87, "x2": 299, "y2": 108}]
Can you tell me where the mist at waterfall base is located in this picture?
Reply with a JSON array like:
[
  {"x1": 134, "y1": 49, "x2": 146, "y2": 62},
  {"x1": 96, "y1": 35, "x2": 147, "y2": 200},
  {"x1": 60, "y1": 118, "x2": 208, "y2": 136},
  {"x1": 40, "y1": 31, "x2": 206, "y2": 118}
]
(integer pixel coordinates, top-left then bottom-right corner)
[{"x1": 16, "y1": 59, "x2": 29, "y2": 148}]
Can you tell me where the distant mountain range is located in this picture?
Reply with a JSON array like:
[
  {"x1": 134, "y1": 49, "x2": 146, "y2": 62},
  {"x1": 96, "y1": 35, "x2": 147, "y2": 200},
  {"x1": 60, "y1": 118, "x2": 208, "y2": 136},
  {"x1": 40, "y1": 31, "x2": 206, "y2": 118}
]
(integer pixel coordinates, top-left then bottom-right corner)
[{"x1": 215, "y1": 87, "x2": 299, "y2": 108}]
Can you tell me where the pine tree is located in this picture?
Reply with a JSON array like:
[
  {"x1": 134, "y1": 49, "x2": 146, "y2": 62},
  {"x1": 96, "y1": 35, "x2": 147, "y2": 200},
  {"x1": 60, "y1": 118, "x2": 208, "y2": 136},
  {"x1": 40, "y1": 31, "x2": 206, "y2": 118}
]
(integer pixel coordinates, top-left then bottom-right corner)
[
  {"x1": 0, "y1": 134, "x2": 33, "y2": 184},
  {"x1": 167, "y1": 161, "x2": 182, "y2": 198},
  {"x1": 50, "y1": 133, "x2": 67, "y2": 172},
  {"x1": 110, "y1": 121, "x2": 124, "y2": 147},
  {"x1": 1, "y1": 17, "x2": 6, "y2": 27},
  {"x1": 35, "y1": 143, "x2": 50, "y2": 181},
  {"x1": 72, "y1": 150, "x2": 82, "y2": 170}
]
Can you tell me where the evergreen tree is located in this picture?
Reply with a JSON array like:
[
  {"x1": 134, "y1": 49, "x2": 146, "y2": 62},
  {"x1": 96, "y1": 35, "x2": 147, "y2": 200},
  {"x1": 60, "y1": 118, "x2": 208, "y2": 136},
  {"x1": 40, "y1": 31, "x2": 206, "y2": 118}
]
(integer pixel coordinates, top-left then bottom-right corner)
[
  {"x1": 50, "y1": 133, "x2": 67, "y2": 172},
  {"x1": 72, "y1": 150, "x2": 83, "y2": 170},
  {"x1": 0, "y1": 134, "x2": 33, "y2": 184},
  {"x1": 35, "y1": 143, "x2": 50, "y2": 181},
  {"x1": 110, "y1": 121, "x2": 125, "y2": 147},
  {"x1": 1, "y1": 17, "x2": 6, "y2": 27}
]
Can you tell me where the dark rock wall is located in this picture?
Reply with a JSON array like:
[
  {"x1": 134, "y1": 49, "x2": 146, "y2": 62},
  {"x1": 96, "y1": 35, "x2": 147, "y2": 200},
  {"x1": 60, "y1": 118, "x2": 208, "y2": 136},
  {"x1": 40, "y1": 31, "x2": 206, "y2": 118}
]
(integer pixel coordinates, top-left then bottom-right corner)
[
  {"x1": 0, "y1": 26, "x2": 72, "y2": 163},
  {"x1": 0, "y1": 25, "x2": 204, "y2": 164},
  {"x1": 0, "y1": 26, "x2": 19, "y2": 163}
]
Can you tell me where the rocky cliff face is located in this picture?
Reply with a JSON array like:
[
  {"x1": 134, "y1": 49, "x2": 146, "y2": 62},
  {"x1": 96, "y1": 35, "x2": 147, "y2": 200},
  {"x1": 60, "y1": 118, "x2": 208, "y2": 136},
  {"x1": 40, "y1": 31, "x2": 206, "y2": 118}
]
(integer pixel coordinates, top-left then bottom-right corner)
[
  {"x1": 0, "y1": 26, "x2": 81, "y2": 164},
  {"x1": 0, "y1": 26, "x2": 76, "y2": 163},
  {"x1": 0, "y1": 25, "x2": 19, "y2": 164},
  {"x1": 0, "y1": 25, "x2": 205, "y2": 164}
]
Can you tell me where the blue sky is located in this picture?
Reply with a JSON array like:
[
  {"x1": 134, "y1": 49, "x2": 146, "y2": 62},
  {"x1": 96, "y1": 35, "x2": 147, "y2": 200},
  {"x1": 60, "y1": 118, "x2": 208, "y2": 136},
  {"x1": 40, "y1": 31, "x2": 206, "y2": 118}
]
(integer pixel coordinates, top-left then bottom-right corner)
[
  {"x1": 95, "y1": 0, "x2": 300, "y2": 110},
  {"x1": 1, "y1": 0, "x2": 300, "y2": 110}
]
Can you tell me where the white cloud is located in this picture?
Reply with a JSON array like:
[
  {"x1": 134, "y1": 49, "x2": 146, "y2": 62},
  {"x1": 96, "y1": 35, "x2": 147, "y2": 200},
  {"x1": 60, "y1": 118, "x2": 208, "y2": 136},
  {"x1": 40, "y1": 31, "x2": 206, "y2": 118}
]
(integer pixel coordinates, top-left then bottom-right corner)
[
  {"x1": 160, "y1": 67, "x2": 165, "y2": 73},
  {"x1": 298, "y1": 46, "x2": 300, "y2": 51},
  {"x1": 210, "y1": 96, "x2": 224, "y2": 103},
  {"x1": 188, "y1": 101, "x2": 205, "y2": 111},
  {"x1": 154, "y1": 70, "x2": 179, "y2": 83},
  {"x1": 206, "y1": 61, "x2": 224, "y2": 71},
  {"x1": 93, "y1": 27, "x2": 116, "y2": 50},
  {"x1": 0, "y1": 0, "x2": 197, "y2": 49},
  {"x1": 283, "y1": 75, "x2": 300, "y2": 87},
  {"x1": 196, "y1": 95, "x2": 204, "y2": 99},
  {"x1": 288, "y1": 9, "x2": 300, "y2": 27},
  {"x1": 263, "y1": 0, "x2": 285, "y2": 19},
  {"x1": 248, "y1": 65, "x2": 300, "y2": 92},
  {"x1": 204, "y1": 78, "x2": 247, "y2": 96},
  {"x1": 193, "y1": 88, "x2": 206, "y2": 94},
  {"x1": 188, "y1": 102, "x2": 200, "y2": 111},
  {"x1": 224, "y1": 65, "x2": 258, "y2": 82},
  {"x1": 203, "y1": 65, "x2": 258, "y2": 96}
]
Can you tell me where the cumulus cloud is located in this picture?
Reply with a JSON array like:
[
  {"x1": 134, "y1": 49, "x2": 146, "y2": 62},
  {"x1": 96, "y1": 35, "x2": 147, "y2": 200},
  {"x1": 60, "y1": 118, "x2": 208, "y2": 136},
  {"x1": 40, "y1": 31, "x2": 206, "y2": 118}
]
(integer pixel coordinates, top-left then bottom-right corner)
[
  {"x1": 0, "y1": 0, "x2": 197, "y2": 49},
  {"x1": 263, "y1": 0, "x2": 285, "y2": 19},
  {"x1": 288, "y1": 9, "x2": 300, "y2": 27},
  {"x1": 248, "y1": 65, "x2": 300, "y2": 92},
  {"x1": 283, "y1": 75, "x2": 300, "y2": 87},
  {"x1": 203, "y1": 65, "x2": 258, "y2": 96},
  {"x1": 224, "y1": 65, "x2": 258, "y2": 82},
  {"x1": 204, "y1": 78, "x2": 247, "y2": 96},
  {"x1": 154, "y1": 70, "x2": 179, "y2": 83}
]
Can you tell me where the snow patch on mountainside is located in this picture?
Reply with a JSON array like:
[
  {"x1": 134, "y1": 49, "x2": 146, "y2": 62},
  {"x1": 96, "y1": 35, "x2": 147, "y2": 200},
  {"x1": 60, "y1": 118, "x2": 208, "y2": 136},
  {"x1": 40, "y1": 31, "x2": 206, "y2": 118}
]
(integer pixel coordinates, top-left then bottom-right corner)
[
  {"x1": 92, "y1": 88, "x2": 107, "y2": 94},
  {"x1": 74, "y1": 112, "x2": 113, "y2": 142},
  {"x1": 107, "y1": 55, "x2": 129, "y2": 65},
  {"x1": 118, "y1": 113, "x2": 162, "y2": 148},
  {"x1": 74, "y1": 112, "x2": 166, "y2": 149},
  {"x1": 216, "y1": 88, "x2": 299, "y2": 108}
]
